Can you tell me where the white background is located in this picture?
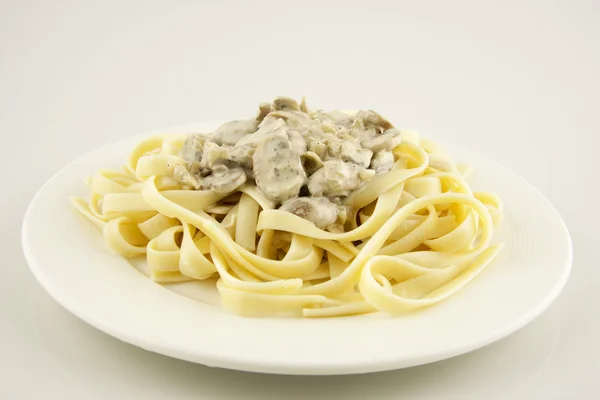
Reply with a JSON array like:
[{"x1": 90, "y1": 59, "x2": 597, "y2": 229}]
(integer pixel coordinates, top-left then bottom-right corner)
[{"x1": 1, "y1": 0, "x2": 598, "y2": 398}]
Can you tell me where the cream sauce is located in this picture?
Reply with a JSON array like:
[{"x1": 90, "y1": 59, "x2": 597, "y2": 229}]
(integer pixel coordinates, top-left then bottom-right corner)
[{"x1": 175, "y1": 97, "x2": 401, "y2": 227}]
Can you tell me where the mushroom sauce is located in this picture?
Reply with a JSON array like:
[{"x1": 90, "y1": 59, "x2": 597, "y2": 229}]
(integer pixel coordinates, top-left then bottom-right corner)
[{"x1": 175, "y1": 97, "x2": 402, "y2": 230}]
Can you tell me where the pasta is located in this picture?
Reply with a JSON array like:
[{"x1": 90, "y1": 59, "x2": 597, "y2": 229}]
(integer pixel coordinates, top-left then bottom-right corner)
[{"x1": 71, "y1": 100, "x2": 503, "y2": 318}]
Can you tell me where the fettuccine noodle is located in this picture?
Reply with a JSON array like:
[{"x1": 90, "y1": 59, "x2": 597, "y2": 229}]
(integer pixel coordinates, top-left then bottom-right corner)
[{"x1": 71, "y1": 121, "x2": 503, "y2": 318}]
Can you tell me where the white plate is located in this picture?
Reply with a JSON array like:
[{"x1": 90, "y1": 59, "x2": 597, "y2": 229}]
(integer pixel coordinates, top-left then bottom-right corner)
[{"x1": 22, "y1": 121, "x2": 572, "y2": 375}]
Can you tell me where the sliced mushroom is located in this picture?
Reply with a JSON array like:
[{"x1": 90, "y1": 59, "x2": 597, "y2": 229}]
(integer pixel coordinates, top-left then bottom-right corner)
[
  {"x1": 201, "y1": 164, "x2": 247, "y2": 195},
  {"x1": 308, "y1": 160, "x2": 362, "y2": 197},
  {"x1": 199, "y1": 141, "x2": 230, "y2": 169},
  {"x1": 350, "y1": 126, "x2": 377, "y2": 144},
  {"x1": 326, "y1": 139, "x2": 354, "y2": 158},
  {"x1": 279, "y1": 197, "x2": 338, "y2": 229},
  {"x1": 252, "y1": 135, "x2": 307, "y2": 203},
  {"x1": 314, "y1": 110, "x2": 351, "y2": 124},
  {"x1": 187, "y1": 160, "x2": 202, "y2": 175},
  {"x1": 370, "y1": 150, "x2": 395, "y2": 173},
  {"x1": 178, "y1": 133, "x2": 210, "y2": 163},
  {"x1": 301, "y1": 151, "x2": 324, "y2": 175},
  {"x1": 173, "y1": 165, "x2": 201, "y2": 189},
  {"x1": 268, "y1": 109, "x2": 320, "y2": 133},
  {"x1": 344, "y1": 148, "x2": 373, "y2": 168},
  {"x1": 228, "y1": 143, "x2": 255, "y2": 177},
  {"x1": 354, "y1": 110, "x2": 394, "y2": 131},
  {"x1": 322, "y1": 138, "x2": 373, "y2": 169},
  {"x1": 361, "y1": 128, "x2": 402, "y2": 153},
  {"x1": 236, "y1": 117, "x2": 286, "y2": 147},
  {"x1": 307, "y1": 139, "x2": 328, "y2": 159},
  {"x1": 287, "y1": 129, "x2": 307, "y2": 155},
  {"x1": 213, "y1": 119, "x2": 258, "y2": 146},
  {"x1": 349, "y1": 110, "x2": 394, "y2": 143},
  {"x1": 273, "y1": 97, "x2": 300, "y2": 111},
  {"x1": 256, "y1": 102, "x2": 273, "y2": 123}
]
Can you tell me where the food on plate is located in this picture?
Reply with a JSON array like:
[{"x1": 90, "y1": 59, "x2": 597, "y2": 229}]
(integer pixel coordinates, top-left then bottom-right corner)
[{"x1": 71, "y1": 97, "x2": 503, "y2": 317}]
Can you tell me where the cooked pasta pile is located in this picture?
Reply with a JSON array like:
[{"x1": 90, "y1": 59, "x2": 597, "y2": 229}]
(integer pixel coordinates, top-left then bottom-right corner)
[{"x1": 71, "y1": 121, "x2": 502, "y2": 318}]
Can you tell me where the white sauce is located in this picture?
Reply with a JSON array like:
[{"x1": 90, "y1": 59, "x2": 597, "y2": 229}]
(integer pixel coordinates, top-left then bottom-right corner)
[{"x1": 176, "y1": 97, "x2": 399, "y2": 229}]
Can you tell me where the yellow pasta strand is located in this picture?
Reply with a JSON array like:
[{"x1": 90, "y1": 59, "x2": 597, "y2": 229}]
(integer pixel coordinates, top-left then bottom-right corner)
[{"x1": 71, "y1": 132, "x2": 504, "y2": 318}]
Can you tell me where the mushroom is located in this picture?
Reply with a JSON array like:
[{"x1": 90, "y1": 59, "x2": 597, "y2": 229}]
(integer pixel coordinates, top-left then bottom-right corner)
[
  {"x1": 256, "y1": 102, "x2": 273, "y2": 123},
  {"x1": 370, "y1": 150, "x2": 395, "y2": 173},
  {"x1": 354, "y1": 110, "x2": 394, "y2": 132},
  {"x1": 287, "y1": 129, "x2": 307, "y2": 155},
  {"x1": 201, "y1": 164, "x2": 247, "y2": 195},
  {"x1": 252, "y1": 134, "x2": 307, "y2": 203},
  {"x1": 213, "y1": 119, "x2": 258, "y2": 146},
  {"x1": 267, "y1": 108, "x2": 321, "y2": 133},
  {"x1": 301, "y1": 151, "x2": 324, "y2": 175},
  {"x1": 349, "y1": 110, "x2": 394, "y2": 143},
  {"x1": 273, "y1": 96, "x2": 300, "y2": 111},
  {"x1": 178, "y1": 133, "x2": 210, "y2": 163},
  {"x1": 326, "y1": 139, "x2": 354, "y2": 159},
  {"x1": 361, "y1": 128, "x2": 402, "y2": 153},
  {"x1": 344, "y1": 148, "x2": 373, "y2": 168},
  {"x1": 228, "y1": 143, "x2": 255, "y2": 177},
  {"x1": 236, "y1": 117, "x2": 286, "y2": 147},
  {"x1": 279, "y1": 197, "x2": 339, "y2": 229},
  {"x1": 199, "y1": 141, "x2": 230, "y2": 169},
  {"x1": 307, "y1": 139, "x2": 328, "y2": 159},
  {"x1": 326, "y1": 139, "x2": 373, "y2": 169},
  {"x1": 308, "y1": 160, "x2": 362, "y2": 197},
  {"x1": 314, "y1": 110, "x2": 352, "y2": 125},
  {"x1": 173, "y1": 165, "x2": 201, "y2": 189}
]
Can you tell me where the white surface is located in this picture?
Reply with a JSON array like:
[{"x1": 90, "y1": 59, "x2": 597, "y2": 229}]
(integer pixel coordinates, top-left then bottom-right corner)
[
  {"x1": 22, "y1": 123, "x2": 571, "y2": 375},
  {"x1": 1, "y1": 0, "x2": 598, "y2": 397}
]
